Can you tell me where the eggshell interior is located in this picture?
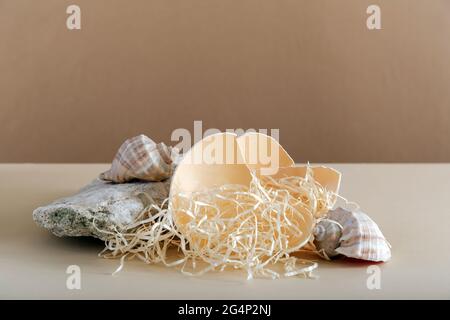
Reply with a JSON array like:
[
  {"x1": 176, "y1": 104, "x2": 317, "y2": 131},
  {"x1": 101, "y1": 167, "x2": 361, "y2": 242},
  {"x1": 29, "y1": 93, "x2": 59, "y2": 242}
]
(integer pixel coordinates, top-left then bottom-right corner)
[
  {"x1": 265, "y1": 165, "x2": 341, "y2": 194},
  {"x1": 169, "y1": 133, "x2": 248, "y2": 228},
  {"x1": 170, "y1": 132, "x2": 251, "y2": 194},
  {"x1": 169, "y1": 131, "x2": 341, "y2": 252},
  {"x1": 236, "y1": 132, "x2": 294, "y2": 174}
]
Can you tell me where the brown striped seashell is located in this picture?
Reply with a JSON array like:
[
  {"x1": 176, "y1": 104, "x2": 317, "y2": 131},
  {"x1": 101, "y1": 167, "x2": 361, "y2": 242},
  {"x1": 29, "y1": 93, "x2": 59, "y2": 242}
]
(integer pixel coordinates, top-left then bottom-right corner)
[
  {"x1": 100, "y1": 134, "x2": 177, "y2": 183},
  {"x1": 325, "y1": 207, "x2": 391, "y2": 262}
]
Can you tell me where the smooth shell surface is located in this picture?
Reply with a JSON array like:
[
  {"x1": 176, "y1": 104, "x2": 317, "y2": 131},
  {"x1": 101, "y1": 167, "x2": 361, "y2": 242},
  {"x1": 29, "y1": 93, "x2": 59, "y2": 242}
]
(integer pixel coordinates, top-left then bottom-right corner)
[
  {"x1": 236, "y1": 131, "x2": 295, "y2": 175},
  {"x1": 169, "y1": 132, "x2": 318, "y2": 250}
]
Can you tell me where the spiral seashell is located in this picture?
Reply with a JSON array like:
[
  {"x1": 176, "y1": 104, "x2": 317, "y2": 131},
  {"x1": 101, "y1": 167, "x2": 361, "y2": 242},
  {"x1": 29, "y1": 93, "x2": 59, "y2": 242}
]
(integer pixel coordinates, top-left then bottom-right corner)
[
  {"x1": 327, "y1": 207, "x2": 391, "y2": 262},
  {"x1": 313, "y1": 219, "x2": 343, "y2": 258},
  {"x1": 100, "y1": 134, "x2": 177, "y2": 183}
]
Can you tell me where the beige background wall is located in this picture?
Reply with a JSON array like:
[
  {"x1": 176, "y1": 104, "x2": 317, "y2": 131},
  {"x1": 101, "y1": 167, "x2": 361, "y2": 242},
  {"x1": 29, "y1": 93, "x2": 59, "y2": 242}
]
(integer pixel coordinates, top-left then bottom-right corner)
[{"x1": 1, "y1": 0, "x2": 450, "y2": 163}]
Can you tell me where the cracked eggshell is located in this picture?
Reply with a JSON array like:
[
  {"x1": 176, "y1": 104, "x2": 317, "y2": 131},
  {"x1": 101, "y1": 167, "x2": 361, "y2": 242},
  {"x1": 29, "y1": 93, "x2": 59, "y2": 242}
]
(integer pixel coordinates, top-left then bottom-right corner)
[
  {"x1": 170, "y1": 131, "x2": 296, "y2": 203},
  {"x1": 267, "y1": 165, "x2": 342, "y2": 195},
  {"x1": 169, "y1": 132, "x2": 317, "y2": 250},
  {"x1": 236, "y1": 132, "x2": 341, "y2": 194},
  {"x1": 236, "y1": 132, "x2": 294, "y2": 174},
  {"x1": 169, "y1": 132, "x2": 251, "y2": 229}
]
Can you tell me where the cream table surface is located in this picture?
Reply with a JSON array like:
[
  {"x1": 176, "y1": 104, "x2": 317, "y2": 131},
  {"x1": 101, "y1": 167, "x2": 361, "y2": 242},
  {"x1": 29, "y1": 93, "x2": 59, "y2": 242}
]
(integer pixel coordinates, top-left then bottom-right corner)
[{"x1": 0, "y1": 164, "x2": 449, "y2": 299}]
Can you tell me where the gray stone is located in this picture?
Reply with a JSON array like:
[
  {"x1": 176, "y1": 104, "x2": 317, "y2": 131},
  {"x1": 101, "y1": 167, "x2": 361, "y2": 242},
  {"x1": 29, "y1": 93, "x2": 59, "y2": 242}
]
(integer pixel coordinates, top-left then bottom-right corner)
[{"x1": 32, "y1": 178, "x2": 171, "y2": 240}]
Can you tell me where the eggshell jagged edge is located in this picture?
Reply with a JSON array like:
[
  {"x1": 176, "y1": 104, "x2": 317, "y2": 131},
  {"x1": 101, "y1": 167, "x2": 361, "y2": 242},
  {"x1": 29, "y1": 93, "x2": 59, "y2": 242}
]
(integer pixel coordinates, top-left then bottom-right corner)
[{"x1": 169, "y1": 131, "x2": 341, "y2": 243}]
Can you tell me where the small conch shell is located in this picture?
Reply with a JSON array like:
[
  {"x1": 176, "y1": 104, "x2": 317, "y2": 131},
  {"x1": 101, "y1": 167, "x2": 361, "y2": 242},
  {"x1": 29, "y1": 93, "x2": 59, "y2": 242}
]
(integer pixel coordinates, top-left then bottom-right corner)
[
  {"x1": 313, "y1": 219, "x2": 343, "y2": 258},
  {"x1": 100, "y1": 134, "x2": 177, "y2": 183},
  {"x1": 327, "y1": 207, "x2": 391, "y2": 262}
]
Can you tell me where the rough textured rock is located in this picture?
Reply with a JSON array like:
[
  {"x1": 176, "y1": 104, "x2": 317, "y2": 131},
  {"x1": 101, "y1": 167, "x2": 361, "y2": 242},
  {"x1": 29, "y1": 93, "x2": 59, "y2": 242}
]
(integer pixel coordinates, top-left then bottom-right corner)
[{"x1": 33, "y1": 178, "x2": 171, "y2": 240}]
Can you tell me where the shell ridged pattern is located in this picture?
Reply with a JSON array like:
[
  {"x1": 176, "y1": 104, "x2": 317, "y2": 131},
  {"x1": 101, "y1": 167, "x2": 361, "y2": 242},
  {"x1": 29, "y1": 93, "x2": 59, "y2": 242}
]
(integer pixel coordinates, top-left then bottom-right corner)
[
  {"x1": 100, "y1": 134, "x2": 175, "y2": 183},
  {"x1": 327, "y1": 207, "x2": 391, "y2": 262}
]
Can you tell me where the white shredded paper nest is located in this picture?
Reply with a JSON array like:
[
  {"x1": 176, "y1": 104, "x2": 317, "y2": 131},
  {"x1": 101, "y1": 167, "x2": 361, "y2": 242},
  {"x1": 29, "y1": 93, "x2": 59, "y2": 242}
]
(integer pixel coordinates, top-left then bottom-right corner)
[{"x1": 95, "y1": 168, "x2": 340, "y2": 279}]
